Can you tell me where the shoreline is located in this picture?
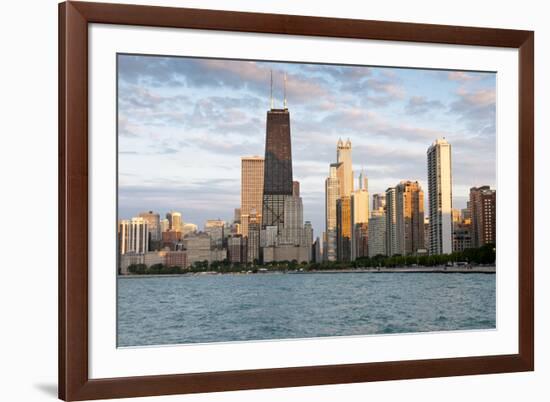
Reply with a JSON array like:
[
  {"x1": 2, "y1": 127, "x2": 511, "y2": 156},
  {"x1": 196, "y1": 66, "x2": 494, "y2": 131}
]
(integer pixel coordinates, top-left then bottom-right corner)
[{"x1": 118, "y1": 265, "x2": 496, "y2": 278}]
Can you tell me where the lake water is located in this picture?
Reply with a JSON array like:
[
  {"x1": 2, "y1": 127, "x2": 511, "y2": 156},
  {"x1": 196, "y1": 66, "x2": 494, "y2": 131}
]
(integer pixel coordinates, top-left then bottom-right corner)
[{"x1": 117, "y1": 272, "x2": 496, "y2": 347}]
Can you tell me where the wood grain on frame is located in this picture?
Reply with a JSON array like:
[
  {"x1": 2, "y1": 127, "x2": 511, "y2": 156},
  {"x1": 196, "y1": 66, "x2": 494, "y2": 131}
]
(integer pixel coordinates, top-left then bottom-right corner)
[{"x1": 58, "y1": 1, "x2": 534, "y2": 400}]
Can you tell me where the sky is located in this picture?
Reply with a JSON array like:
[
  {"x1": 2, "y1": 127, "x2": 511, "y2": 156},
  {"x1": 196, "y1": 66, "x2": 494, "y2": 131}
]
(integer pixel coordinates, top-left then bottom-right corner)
[{"x1": 117, "y1": 54, "x2": 496, "y2": 238}]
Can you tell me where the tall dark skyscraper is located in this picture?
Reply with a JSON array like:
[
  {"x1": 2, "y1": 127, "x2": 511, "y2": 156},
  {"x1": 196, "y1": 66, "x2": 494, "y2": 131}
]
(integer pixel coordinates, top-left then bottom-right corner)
[{"x1": 262, "y1": 108, "x2": 293, "y2": 231}]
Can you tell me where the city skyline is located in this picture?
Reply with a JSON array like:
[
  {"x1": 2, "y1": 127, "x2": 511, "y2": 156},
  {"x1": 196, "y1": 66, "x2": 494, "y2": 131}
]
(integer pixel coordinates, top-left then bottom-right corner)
[{"x1": 118, "y1": 55, "x2": 497, "y2": 237}]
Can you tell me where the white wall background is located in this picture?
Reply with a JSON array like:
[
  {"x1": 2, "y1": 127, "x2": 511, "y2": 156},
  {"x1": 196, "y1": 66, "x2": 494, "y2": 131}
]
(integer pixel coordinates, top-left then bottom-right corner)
[{"x1": 0, "y1": 0, "x2": 547, "y2": 400}]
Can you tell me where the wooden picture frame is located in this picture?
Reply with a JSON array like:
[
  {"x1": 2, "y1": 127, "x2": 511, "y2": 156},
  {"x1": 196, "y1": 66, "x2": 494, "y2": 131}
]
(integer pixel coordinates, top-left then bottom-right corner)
[{"x1": 59, "y1": 1, "x2": 534, "y2": 400}]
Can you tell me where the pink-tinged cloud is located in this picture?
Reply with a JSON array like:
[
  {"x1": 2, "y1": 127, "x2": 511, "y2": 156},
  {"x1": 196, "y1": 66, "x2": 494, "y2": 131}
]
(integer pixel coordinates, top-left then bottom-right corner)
[{"x1": 448, "y1": 71, "x2": 477, "y2": 81}]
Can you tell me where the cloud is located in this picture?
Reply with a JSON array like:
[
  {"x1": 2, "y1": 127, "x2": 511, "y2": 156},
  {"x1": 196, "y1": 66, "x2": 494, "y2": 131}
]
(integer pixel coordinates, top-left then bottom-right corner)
[
  {"x1": 447, "y1": 71, "x2": 477, "y2": 82},
  {"x1": 449, "y1": 88, "x2": 496, "y2": 134},
  {"x1": 117, "y1": 55, "x2": 496, "y2": 234},
  {"x1": 405, "y1": 96, "x2": 444, "y2": 115}
]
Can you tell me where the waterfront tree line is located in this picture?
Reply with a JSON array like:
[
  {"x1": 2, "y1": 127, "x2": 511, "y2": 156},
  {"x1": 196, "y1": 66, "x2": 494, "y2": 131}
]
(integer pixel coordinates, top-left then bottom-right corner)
[{"x1": 124, "y1": 244, "x2": 495, "y2": 275}]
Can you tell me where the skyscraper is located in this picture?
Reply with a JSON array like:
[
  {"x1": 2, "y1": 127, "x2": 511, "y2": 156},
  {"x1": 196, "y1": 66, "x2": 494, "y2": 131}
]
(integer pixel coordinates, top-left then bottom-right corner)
[
  {"x1": 372, "y1": 193, "x2": 386, "y2": 211},
  {"x1": 241, "y1": 156, "x2": 264, "y2": 236},
  {"x1": 160, "y1": 218, "x2": 169, "y2": 234},
  {"x1": 469, "y1": 186, "x2": 496, "y2": 247},
  {"x1": 292, "y1": 181, "x2": 300, "y2": 197},
  {"x1": 324, "y1": 163, "x2": 340, "y2": 262},
  {"x1": 247, "y1": 212, "x2": 261, "y2": 264},
  {"x1": 368, "y1": 209, "x2": 386, "y2": 257},
  {"x1": 358, "y1": 168, "x2": 368, "y2": 191},
  {"x1": 351, "y1": 174, "x2": 369, "y2": 260},
  {"x1": 336, "y1": 196, "x2": 352, "y2": 261},
  {"x1": 336, "y1": 139, "x2": 354, "y2": 197},
  {"x1": 118, "y1": 217, "x2": 149, "y2": 255},
  {"x1": 138, "y1": 211, "x2": 161, "y2": 242},
  {"x1": 280, "y1": 195, "x2": 304, "y2": 245},
  {"x1": 261, "y1": 108, "x2": 293, "y2": 232},
  {"x1": 204, "y1": 219, "x2": 225, "y2": 249},
  {"x1": 395, "y1": 180, "x2": 425, "y2": 255},
  {"x1": 304, "y1": 221, "x2": 314, "y2": 261},
  {"x1": 166, "y1": 211, "x2": 182, "y2": 233},
  {"x1": 385, "y1": 187, "x2": 398, "y2": 256},
  {"x1": 427, "y1": 138, "x2": 453, "y2": 255}
]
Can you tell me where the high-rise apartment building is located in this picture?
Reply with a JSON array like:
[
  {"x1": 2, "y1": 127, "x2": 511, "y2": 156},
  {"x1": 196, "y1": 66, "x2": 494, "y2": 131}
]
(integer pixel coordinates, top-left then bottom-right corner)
[
  {"x1": 424, "y1": 217, "x2": 430, "y2": 254},
  {"x1": 453, "y1": 221, "x2": 472, "y2": 252},
  {"x1": 385, "y1": 187, "x2": 398, "y2": 256},
  {"x1": 241, "y1": 156, "x2": 264, "y2": 236},
  {"x1": 368, "y1": 209, "x2": 386, "y2": 257},
  {"x1": 304, "y1": 221, "x2": 314, "y2": 261},
  {"x1": 469, "y1": 186, "x2": 496, "y2": 247},
  {"x1": 118, "y1": 217, "x2": 149, "y2": 255},
  {"x1": 395, "y1": 180, "x2": 425, "y2": 255},
  {"x1": 427, "y1": 138, "x2": 453, "y2": 254},
  {"x1": 324, "y1": 163, "x2": 340, "y2": 261}
]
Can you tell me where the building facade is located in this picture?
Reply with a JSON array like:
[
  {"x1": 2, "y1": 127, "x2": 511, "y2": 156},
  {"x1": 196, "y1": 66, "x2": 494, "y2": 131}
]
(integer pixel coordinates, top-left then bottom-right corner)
[
  {"x1": 395, "y1": 180, "x2": 425, "y2": 256},
  {"x1": 469, "y1": 186, "x2": 496, "y2": 247},
  {"x1": 119, "y1": 217, "x2": 149, "y2": 255},
  {"x1": 240, "y1": 156, "x2": 264, "y2": 236},
  {"x1": 262, "y1": 108, "x2": 293, "y2": 232},
  {"x1": 166, "y1": 211, "x2": 182, "y2": 233},
  {"x1": 183, "y1": 232, "x2": 212, "y2": 267},
  {"x1": 385, "y1": 187, "x2": 398, "y2": 256},
  {"x1": 368, "y1": 209, "x2": 386, "y2": 257},
  {"x1": 372, "y1": 193, "x2": 386, "y2": 211},
  {"x1": 336, "y1": 138, "x2": 353, "y2": 197},
  {"x1": 351, "y1": 179, "x2": 369, "y2": 260},
  {"x1": 336, "y1": 196, "x2": 352, "y2": 261},
  {"x1": 247, "y1": 213, "x2": 261, "y2": 263},
  {"x1": 324, "y1": 163, "x2": 340, "y2": 261},
  {"x1": 204, "y1": 219, "x2": 225, "y2": 249},
  {"x1": 427, "y1": 138, "x2": 453, "y2": 255},
  {"x1": 138, "y1": 211, "x2": 161, "y2": 243},
  {"x1": 228, "y1": 234, "x2": 248, "y2": 264}
]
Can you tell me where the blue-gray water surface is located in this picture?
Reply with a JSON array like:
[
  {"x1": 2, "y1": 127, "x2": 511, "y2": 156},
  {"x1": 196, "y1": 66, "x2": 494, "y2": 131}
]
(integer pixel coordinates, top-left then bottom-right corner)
[{"x1": 117, "y1": 273, "x2": 495, "y2": 347}]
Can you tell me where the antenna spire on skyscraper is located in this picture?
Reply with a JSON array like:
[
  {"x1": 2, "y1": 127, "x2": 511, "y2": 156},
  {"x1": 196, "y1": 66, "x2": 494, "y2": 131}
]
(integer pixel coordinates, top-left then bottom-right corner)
[
  {"x1": 283, "y1": 73, "x2": 287, "y2": 109},
  {"x1": 270, "y1": 70, "x2": 274, "y2": 110}
]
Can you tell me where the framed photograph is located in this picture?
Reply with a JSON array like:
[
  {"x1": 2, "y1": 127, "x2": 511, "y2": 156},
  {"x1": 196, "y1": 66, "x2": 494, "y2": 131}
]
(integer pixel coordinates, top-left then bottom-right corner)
[{"x1": 59, "y1": 1, "x2": 534, "y2": 400}]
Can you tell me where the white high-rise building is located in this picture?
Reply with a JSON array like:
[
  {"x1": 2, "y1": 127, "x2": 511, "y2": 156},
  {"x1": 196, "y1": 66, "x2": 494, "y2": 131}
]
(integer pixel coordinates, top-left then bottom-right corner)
[
  {"x1": 119, "y1": 217, "x2": 149, "y2": 255},
  {"x1": 427, "y1": 138, "x2": 453, "y2": 255}
]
